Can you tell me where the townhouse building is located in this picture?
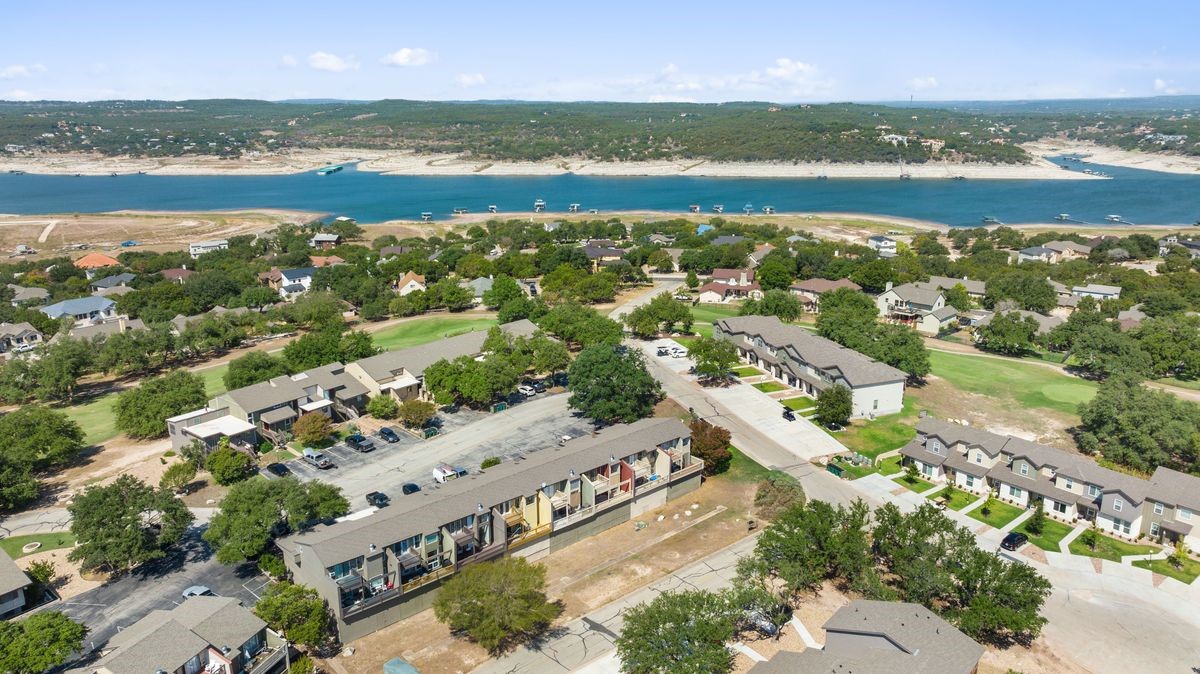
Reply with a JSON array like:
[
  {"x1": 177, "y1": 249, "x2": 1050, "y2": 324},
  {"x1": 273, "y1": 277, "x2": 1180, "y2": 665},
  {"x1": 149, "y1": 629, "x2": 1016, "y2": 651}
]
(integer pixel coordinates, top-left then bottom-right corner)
[
  {"x1": 91, "y1": 596, "x2": 287, "y2": 674},
  {"x1": 900, "y1": 418, "x2": 1200, "y2": 549},
  {"x1": 714, "y1": 315, "x2": 906, "y2": 417},
  {"x1": 874, "y1": 282, "x2": 958, "y2": 335},
  {"x1": 277, "y1": 417, "x2": 704, "y2": 641}
]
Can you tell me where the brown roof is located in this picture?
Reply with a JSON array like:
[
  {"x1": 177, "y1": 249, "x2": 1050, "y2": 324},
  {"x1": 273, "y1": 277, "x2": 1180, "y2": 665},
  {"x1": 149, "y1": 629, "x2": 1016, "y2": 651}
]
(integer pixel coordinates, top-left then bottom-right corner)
[
  {"x1": 73, "y1": 252, "x2": 120, "y2": 269},
  {"x1": 396, "y1": 271, "x2": 425, "y2": 286},
  {"x1": 712, "y1": 268, "x2": 754, "y2": 282},
  {"x1": 311, "y1": 255, "x2": 345, "y2": 267},
  {"x1": 791, "y1": 277, "x2": 861, "y2": 294},
  {"x1": 160, "y1": 268, "x2": 194, "y2": 281}
]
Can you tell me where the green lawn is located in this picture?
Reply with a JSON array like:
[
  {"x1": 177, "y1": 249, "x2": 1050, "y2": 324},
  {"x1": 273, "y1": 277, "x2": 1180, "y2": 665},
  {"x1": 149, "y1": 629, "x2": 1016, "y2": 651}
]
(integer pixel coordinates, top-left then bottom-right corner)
[
  {"x1": 690, "y1": 304, "x2": 741, "y2": 337},
  {"x1": 967, "y1": 499, "x2": 1026, "y2": 529},
  {"x1": 877, "y1": 455, "x2": 904, "y2": 476},
  {"x1": 372, "y1": 316, "x2": 499, "y2": 351},
  {"x1": 892, "y1": 473, "x2": 936, "y2": 493},
  {"x1": 60, "y1": 394, "x2": 120, "y2": 445},
  {"x1": 836, "y1": 398, "x2": 918, "y2": 460},
  {"x1": 926, "y1": 487, "x2": 978, "y2": 511},
  {"x1": 752, "y1": 381, "x2": 787, "y2": 393},
  {"x1": 1018, "y1": 518, "x2": 1076, "y2": 552},
  {"x1": 779, "y1": 397, "x2": 816, "y2": 411},
  {"x1": 0, "y1": 532, "x2": 77, "y2": 559},
  {"x1": 733, "y1": 366, "x2": 761, "y2": 378},
  {"x1": 722, "y1": 446, "x2": 772, "y2": 484},
  {"x1": 197, "y1": 363, "x2": 230, "y2": 397},
  {"x1": 929, "y1": 351, "x2": 1096, "y2": 416},
  {"x1": 1069, "y1": 533, "x2": 1160, "y2": 562},
  {"x1": 1133, "y1": 556, "x2": 1200, "y2": 584}
]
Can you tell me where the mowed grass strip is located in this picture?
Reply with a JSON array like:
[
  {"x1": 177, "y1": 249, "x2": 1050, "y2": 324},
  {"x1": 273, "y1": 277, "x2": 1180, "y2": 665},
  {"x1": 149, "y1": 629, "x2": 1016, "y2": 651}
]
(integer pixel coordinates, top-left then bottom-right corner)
[
  {"x1": 1068, "y1": 534, "x2": 1159, "y2": 563},
  {"x1": 690, "y1": 304, "x2": 741, "y2": 337},
  {"x1": 929, "y1": 351, "x2": 1096, "y2": 416},
  {"x1": 752, "y1": 381, "x2": 788, "y2": 393},
  {"x1": 0, "y1": 532, "x2": 77, "y2": 559},
  {"x1": 1133, "y1": 556, "x2": 1200, "y2": 585},
  {"x1": 372, "y1": 316, "x2": 499, "y2": 351},
  {"x1": 837, "y1": 398, "x2": 918, "y2": 459},
  {"x1": 926, "y1": 487, "x2": 978, "y2": 511},
  {"x1": 1017, "y1": 517, "x2": 1076, "y2": 551}
]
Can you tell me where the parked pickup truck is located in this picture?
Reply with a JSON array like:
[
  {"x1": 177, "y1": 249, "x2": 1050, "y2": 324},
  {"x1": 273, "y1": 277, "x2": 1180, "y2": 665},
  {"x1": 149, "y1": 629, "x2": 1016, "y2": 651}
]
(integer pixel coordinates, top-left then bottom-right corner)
[
  {"x1": 345, "y1": 434, "x2": 375, "y2": 453},
  {"x1": 303, "y1": 448, "x2": 333, "y2": 469}
]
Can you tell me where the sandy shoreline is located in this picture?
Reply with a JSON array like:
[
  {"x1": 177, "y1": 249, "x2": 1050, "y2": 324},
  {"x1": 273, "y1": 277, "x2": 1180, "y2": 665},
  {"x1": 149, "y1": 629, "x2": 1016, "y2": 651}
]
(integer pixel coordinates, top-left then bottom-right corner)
[
  {"x1": 0, "y1": 149, "x2": 1098, "y2": 181},
  {"x1": 1024, "y1": 140, "x2": 1200, "y2": 176}
]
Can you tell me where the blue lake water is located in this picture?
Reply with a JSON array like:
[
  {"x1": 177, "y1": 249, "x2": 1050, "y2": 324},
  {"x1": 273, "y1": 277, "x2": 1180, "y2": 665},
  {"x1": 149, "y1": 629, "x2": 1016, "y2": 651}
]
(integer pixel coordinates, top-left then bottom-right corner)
[{"x1": 1, "y1": 159, "x2": 1197, "y2": 227}]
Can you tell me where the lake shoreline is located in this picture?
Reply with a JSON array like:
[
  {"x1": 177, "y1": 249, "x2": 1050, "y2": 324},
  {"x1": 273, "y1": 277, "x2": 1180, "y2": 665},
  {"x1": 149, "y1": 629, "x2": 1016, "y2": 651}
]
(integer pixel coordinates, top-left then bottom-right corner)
[{"x1": 0, "y1": 149, "x2": 1097, "y2": 181}]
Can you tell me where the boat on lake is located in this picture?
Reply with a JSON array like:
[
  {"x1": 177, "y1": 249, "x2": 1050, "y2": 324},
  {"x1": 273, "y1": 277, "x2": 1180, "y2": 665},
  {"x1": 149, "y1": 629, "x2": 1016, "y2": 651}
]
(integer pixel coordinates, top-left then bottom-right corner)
[{"x1": 316, "y1": 165, "x2": 344, "y2": 176}]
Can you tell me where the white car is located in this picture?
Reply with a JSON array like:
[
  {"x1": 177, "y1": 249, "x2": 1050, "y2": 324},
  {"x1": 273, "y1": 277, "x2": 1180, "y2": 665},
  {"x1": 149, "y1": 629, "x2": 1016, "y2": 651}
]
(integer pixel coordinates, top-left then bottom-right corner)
[
  {"x1": 670, "y1": 347, "x2": 687, "y2": 358},
  {"x1": 517, "y1": 384, "x2": 536, "y2": 397}
]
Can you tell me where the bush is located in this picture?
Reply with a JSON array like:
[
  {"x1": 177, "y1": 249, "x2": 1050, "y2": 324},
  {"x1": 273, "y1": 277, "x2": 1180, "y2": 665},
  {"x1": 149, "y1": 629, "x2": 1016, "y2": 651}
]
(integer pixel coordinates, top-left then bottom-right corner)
[
  {"x1": 159, "y1": 461, "x2": 198, "y2": 493},
  {"x1": 398, "y1": 398, "x2": 438, "y2": 428},
  {"x1": 24, "y1": 559, "x2": 56, "y2": 590},
  {"x1": 366, "y1": 394, "x2": 399, "y2": 420},
  {"x1": 481, "y1": 457, "x2": 501, "y2": 470},
  {"x1": 207, "y1": 442, "x2": 253, "y2": 486},
  {"x1": 289, "y1": 656, "x2": 315, "y2": 674},
  {"x1": 258, "y1": 552, "x2": 289, "y2": 580},
  {"x1": 292, "y1": 413, "x2": 333, "y2": 445},
  {"x1": 753, "y1": 474, "x2": 806, "y2": 519}
]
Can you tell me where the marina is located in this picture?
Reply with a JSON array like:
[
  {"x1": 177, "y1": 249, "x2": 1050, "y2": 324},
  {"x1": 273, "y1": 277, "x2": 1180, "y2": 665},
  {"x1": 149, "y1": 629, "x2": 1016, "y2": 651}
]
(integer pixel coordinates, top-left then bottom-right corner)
[{"x1": 0, "y1": 158, "x2": 1198, "y2": 227}]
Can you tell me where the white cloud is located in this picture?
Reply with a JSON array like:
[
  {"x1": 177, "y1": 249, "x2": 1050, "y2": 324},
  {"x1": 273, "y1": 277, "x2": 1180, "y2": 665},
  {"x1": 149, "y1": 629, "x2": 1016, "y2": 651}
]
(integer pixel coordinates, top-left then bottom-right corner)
[
  {"x1": 5, "y1": 89, "x2": 34, "y2": 100},
  {"x1": 908, "y1": 76, "x2": 939, "y2": 91},
  {"x1": 307, "y1": 51, "x2": 358, "y2": 72},
  {"x1": 1153, "y1": 78, "x2": 1181, "y2": 95},
  {"x1": 647, "y1": 94, "x2": 697, "y2": 103},
  {"x1": 455, "y1": 73, "x2": 486, "y2": 87},
  {"x1": 0, "y1": 64, "x2": 46, "y2": 79},
  {"x1": 90, "y1": 63, "x2": 108, "y2": 75},
  {"x1": 380, "y1": 48, "x2": 432, "y2": 67},
  {"x1": 280, "y1": 54, "x2": 298, "y2": 68}
]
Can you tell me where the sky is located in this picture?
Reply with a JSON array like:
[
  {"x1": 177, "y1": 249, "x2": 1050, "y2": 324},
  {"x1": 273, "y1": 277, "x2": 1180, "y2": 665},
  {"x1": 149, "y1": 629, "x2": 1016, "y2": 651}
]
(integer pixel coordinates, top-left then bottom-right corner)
[{"x1": 1, "y1": 1, "x2": 1197, "y2": 103}]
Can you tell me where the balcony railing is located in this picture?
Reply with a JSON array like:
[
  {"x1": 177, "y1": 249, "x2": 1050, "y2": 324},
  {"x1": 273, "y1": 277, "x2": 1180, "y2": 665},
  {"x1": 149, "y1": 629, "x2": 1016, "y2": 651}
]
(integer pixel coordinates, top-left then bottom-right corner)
[
  {"x1": 457, "y1": 541, "x2": 506, "y2": 569},
  {"x1": 341, "y1": 585, "x2": 401, "y2": 618},
  {"x1": 507, "y1": 522, "x2": 552, "y2": 548},
  {"x1": 670, "y1": 460, "x2": 705, "y2": 482},
  {"x1": 553, "y1": 504, "x2": 596, "y2": 531},
  {"x1": 401, "y1": 565, "x2": 455, "y2": 594},
  {"x1": 247, "y1": 645, "x2": 288, "y2": 674}
]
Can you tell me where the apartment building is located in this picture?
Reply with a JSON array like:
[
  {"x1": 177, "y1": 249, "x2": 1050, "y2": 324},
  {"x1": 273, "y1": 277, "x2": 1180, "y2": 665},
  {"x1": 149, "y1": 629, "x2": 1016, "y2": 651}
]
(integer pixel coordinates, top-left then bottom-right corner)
[
  {"x1": 714, "y1": 315, "x2": 906, "y2": 417},
  {"x1": 0, "y1": 548, "x2": 33, "y2": 619},
  {"x1": 167, "y1": 362, "x2": 368, "y2": 451},
  {"x1": 91, "y1": 596, "x2": 287, "y2": 674},
  {"x1": 900, "y1": 418, "x2": 1200, "y2": 549},
  {"x1": 277, "y1": 417, "x2": 703, "y2": 641},
  {"x1": 874, "y1": 282, "x2": 958, "y2": 335}
]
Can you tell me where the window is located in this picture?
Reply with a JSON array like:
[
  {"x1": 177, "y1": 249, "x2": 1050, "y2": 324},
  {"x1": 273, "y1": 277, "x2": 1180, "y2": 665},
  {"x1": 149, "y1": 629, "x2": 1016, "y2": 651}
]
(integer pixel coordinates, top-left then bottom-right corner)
[
  {"x1": 922, "y1": 463, "x2": 933, "y2": 476},
  {"x1": 393, "y1": 535, "x2": 420, "y2": 555},
  {"x1": 1052, "y1": 501, "x2": 1067, "y2": 514},
  {"x1": 873, "y1": 399, "x2": 879, "y2": 410},
  {"x1": 1111, "y1": 518, "x2": 1131, "y2": 535},
  {"x1": 928, "y1": 439, "x2": 942, "y2": 452},
  {"x1": 1087, "y1": 485, "x2": 1100, "y2": 498},
  {"x1": 965, "y1": 475, "x2": 975, "y2": 488},
  {"x1": 975, "y1": 452, "x2": 983, "y2": 464},
  {"x1": 1150, "y1": 522, "x2": 1161, "y2": 537},
  {"x1": 1019, "y1": 463, "x2": 1029, "y2": 476},
  {"x1": 1113, "y1": 498, "x2": 1123, "y2": 512},
  {"x1": 1008, "y1": 486, "x2": 1023, "y2": 498},
  {"x1": 1065, "y1": 477, "x2": 1074, "y2": 490},
  {"x1": 1181, "y1": 508, "x2": 1193, "y2": 521},
  {"x1": 1154, "y1": 502, "x2": 1164, "y2": 515}
]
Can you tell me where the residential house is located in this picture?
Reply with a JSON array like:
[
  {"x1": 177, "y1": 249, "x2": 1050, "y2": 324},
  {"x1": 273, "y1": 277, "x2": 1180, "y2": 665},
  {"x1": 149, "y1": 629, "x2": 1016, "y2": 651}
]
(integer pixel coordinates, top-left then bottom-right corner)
[
  {"x1": 785, "y1": 234, "x2": 811, "y2": 245},
  {"x1": 68, "y1": 317, "x2": 146, "y2": 341},
  {"x1": 394, "y1": 271, "x2": 426, "y2": 296},
  {"x1": 257, "y1": 267, "x2": 284, "y2": 288},
  {"x1": 582, "y1": 244, "x2": 624, "y2": 270},
  {"x1": 746, "y1": 243, "x2": 775, "y2": 267},
  {"x1": 91, "y1": 596, "x2": 287, "y2": 674},
  {"x1": 974, "y1": 310, "x2": 1062, "y2": 337},
  {"x1": 660, "y1": 248, "x2": 684, "y2": 272},
  {"x1": 170, "y1": 306, "x2": 251, "y2": 336},
  {"x1": 899, "y1": 418, "x2": 1200, "y2": 549},
  {"x1": 72, "y1": 252, "x2": 121, "y2": 277},
  {"x1": 874, "y1": 282, "x2": 957, "y2": 335},
  {"x1": 542, "y1": 221, "x2": 562, "y2": 233},
  {"x1": 310, "y1": 233, "x2": 342, "y2": 249},
  {"x1": 711, "y1": 235, "x2": 747, "y2": 246},
  {"x1": 0, "y1": 322, "x2": 42, "y2": 353},
  {"x1": 7, "y1": 284, "x2": 48, "y2": 306},
  {"x1": 1157, "y1": 235, "x2": 1200, "y2": 259},
  {"x1": 1017, "y1": 246, "x2": 1057, "y2": 264},
  {"x1": 924, "y1": 275, "x2": 986, "y2": 300},
  {"x1": 277, "y1": 417, "x2": 704, "y2": 641},
  {"x1": 646, "y1": 233, "x2": 674, "y2": 245},
  {"x1": 0, "y1": 548, "x2": 33, "y2": 619},
  {"x1": 463, "y1": 276, "x2": 493, "y2": 305},
  {"x1": 378, "y1": 245, "x2": 415, "y2": 258},
  {"x1": 277, "y1": 267, "x2": 316, "y2": 299},
  {"x1": 161, "y1": 267, "x2": 194, "y2": 284},
  {"x1": 867, "y1": 235, "x2": 897, "y2": 258},
  {"x1": 1044, "y1": 240, "x2": 1093, "y2": 260},
  {"x1": 715, "y1": 315, "x2": 906, "y2": 417},
  {"x1": 788, "y1": 278, "x2": 861, "y2": 312},
  {"x1": 188, "y1": 239, "x2": 228, "y2": 259},
  {"x1": 1116, "y1": 304, "x2": 1147, "y2": 331},
  {"x1": 696, "y1": 281, "x2": 763, "y2": 303},
  {"x1": 41, "y1": 296, "x2": 117, "y2": 326},
  {"x1": 168, "y1": 362, "x2": 368, "y2": 451},
  {"x1": 711, "y1": 268, "x2": 756, "y2": 287},
  {"x1": 345, "y1": 319, "x2": 540, "y2": 401},
  {"x1": 1048, "y1": 279, "x2": 1079, "y2": 317},
  {"x1": 750, "y1": 600, "x2": 983, "y2": 674},
  {"x1": 1072, "y1": 283, "x2": 1122, "y2": 301},
  {"x1": 89, "y1": 272, "x2": 135, "y2": 293},
  {"x1": 311, "y1": 255, "x2": 345, "y2": 268}
]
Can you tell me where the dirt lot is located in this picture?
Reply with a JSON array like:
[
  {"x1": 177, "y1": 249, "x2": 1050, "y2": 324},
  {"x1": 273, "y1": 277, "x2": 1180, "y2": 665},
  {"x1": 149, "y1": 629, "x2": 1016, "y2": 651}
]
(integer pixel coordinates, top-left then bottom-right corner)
[
  {"x1": 908, "y1": 375, "x2": 1078, "y2": 450},
  {"x1": 329, "y1": 467, "x2": 766, "y2": 674},
  {"x1": 16, "y1": 547, "x2": 102, "y2": 600}
]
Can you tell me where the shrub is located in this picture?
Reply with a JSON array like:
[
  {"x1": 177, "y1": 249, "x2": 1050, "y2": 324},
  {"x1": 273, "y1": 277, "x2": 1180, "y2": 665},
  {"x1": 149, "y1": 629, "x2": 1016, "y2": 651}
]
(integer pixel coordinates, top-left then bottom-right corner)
[
  {"x1": 366, "y1": 394, "x2": 399, "y2": 420},
  {"x1": 159, "y1": 461, "x2": 198, "y2": 493},
  {"x1": 398, "y1": 398, "x2": 438, "y2": 428},
  {"x1": 753, "y1": 474, "x2": 806, "y2": 520},
  {"x1": 258, "y1": 552, "x2": 289, "y2": 580},
  {"x1": 481, "y1": 457, "x2": 501, "y2": 470},
  {"x1": 207, "y1": 442, "x2": 253, "y2": 486},
  {"x1": 292, "y1": 413, "x2": 333, "y2": 445},
  {"x1": 289, "y1": 656, "x2": 315, "y2": 674},
  {"x1": 688, "y1": 419, "x2": 732, "y2": 476}
]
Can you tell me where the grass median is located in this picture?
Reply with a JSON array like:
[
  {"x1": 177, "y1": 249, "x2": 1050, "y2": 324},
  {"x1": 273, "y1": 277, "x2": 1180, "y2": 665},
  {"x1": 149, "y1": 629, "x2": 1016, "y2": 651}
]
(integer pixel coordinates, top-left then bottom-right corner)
[{"x1": 967, "y1": 499, "x2": 1025, "y2": 529}]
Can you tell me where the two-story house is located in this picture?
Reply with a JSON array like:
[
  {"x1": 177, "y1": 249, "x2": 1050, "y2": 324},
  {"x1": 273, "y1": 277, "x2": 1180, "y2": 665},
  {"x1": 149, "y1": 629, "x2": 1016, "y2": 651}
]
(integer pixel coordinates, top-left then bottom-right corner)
[
  {"x1": 393, "y1": 271, "x2": 426, "y2": 296},
  {"x1": 924, "y1": 275, "x2": 987, "y2": 300},
  {"x1": 189, "y1": 239, "x2": 229, "y2": 259},
  {"x1": 40, "y1": 296, "x2": 118, "y2": 327},
  {"x1": 1017, "y1": 246, "x2": 1058, "y2": 264},
  {"x1": 309, "y1": 233, "x2": 342, "y2": 249},
  {"x1": 277, "y1": 267, "x2": 316, "y2": 299},
  {"x1": 867, "y1": 235, "x2": 897, "y2": 258},
  {"x1": 91, "y1": 596, "x2": 287, "y2": 674},
  {"x1": 277, "y1": 417, "x2": 703, "y2": 642},
  {"x1": 788, "y1": 278, "x2": 861, "y2": 312},
  {"x1": 874, "y1": 282, "x2": 957, "y2": 335},
  {"x1": 714, "y1": 315, "x2": 906, "y2": 417}
]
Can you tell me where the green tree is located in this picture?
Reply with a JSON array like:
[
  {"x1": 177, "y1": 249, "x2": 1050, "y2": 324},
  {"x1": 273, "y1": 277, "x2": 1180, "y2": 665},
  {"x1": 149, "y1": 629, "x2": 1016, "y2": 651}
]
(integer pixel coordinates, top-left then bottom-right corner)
[
  {"x1": 686, "y1": 335, "x2": 739, "y2": 382},
  {"x1": 206, "y1": 440, "x2": 253, "y2": 485},
  {"x1": 292, "y1": 412, "x2": 333, "y2": 445},
  {"x1": 815, "y1": 384, "x2": 852, "y2": 427},
  {"x1": 0, "y1": 611, "x2": 87, "y2": 674},
  {"x1": 1026, "y1": 499, "x2": 1045, "y2": 536},
  {"x1": 753, "y1": 473, "x2": 807, "y2": 520},
  {"x1": 537, "y1": 302, "x2": 623, "y2": 348},
  {"x1": 114, "y1": 370, "x2": 207, "y2": 439},
  {"x1": 159, "y1": 460, "x2": 198, "y2": 493},
  {"x1": 254, "y1": 582, "x2": 332, "y2": 648},
  {"x1": 0, "y1": 405, "x2": 83, "y2": 510},
  {"x1": 225, "y1": 351, "x2": 291, "y2": 390},
  {"x1": 976, "y1": 312, "x2": 1038, "y2": 355},
  {"x1": 615, "y1": 590, "x2": 736, "y2": 674},
  {"x1": 204, "y1": 476, "x2": 348, "y2": 564},
  {"x1": 398, "y1": 398, "x2": 438, "y2": 428},
  {"x1": 943, "y1": 283, "x2": 974, "y2": 311},
  {"x1": 366, "y1": 394, "x2": 400, "y2": 420},
  {"x1": 433, "y1": 557, "x2": 561, "y2": 654},
  {"x1": 568, "y1": 346, "x2": 662, "y2": 422},
  {"x1": 739, "y1": 289, "x2": 802, "y2": 322},
  {"x1": 1069, "y1": 324, "x2": 1152, "y2": 379},
  {"x1": 689, "y1": 419, "x2": 732, "y2": 476},
  {"x1": 68, "y1": 474, "x2": 194, "y2": 572},
  {"x1": 529, "y1": 332, "x2": 570, "y2": 376},
  {"x1": 482, "y1": 274, "x2": 525, "y2": 309},
  {"x1": 685, "y1": 269, "x2": 699, "y2": 289}
]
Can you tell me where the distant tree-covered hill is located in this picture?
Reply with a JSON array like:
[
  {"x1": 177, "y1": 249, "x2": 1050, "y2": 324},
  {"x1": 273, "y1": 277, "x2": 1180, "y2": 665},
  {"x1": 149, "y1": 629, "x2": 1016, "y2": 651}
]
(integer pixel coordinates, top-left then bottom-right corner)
[{"x1": 0, "y1": 98, "x2": 1194, "y2": 162}]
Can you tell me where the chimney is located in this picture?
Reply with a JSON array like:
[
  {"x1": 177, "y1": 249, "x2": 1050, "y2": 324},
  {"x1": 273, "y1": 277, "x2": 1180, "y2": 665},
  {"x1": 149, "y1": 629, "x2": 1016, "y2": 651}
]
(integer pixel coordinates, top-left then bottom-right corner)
[
  {"x1": 885, "y1": 281, "x2": 894, "y2": 291},
  {"x1": 739, "y1": 270, "x2": 747, "y2": 286}
]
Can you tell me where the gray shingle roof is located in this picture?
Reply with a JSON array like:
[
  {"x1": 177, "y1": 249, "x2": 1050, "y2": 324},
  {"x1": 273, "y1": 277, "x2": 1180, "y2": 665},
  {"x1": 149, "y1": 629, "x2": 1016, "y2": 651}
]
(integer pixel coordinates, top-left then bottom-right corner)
[
  {"x1": 1149, "y1": 466, "x2": 1200, "y2": 511},
  {"x1": 930, "y1": 306, "x2": 959, "y2": 321},
  {"x1": 0, "y1": 321, "x2": 40, "y2": 340},
  {"x1": 1020, "y1": 246, "x2": 1055, "y2": 256},
  {"x1": 169, "y1": 595, "x2": 267, "y2": 653},
  {"x1": 90, "y1": 272, "x2": 135, "y2": 289},
  {"x1": 40, "y1": 295, "x2": 115, "y2": 319},
  {"x1": 885, "y1": 282, "x2": 943, "y2": 307},
  {"x1": 283, "y1": 417, "x2": 689, "y2": 568},
  {"x1": 924, "y1": 275, "x2": 986, "y2": 296},
  {"x1": 351, "y1": 319, "x2": 538, "y2": 382},
  {"x1": 1044, "y1": 240, "x2": 1092, "y2": 254},
  {"x1": 977, "y1": 310, "x2": 1062, "y2": 335},
  {"x1": 68, "y1": 318, "x2": 146, "y2": 340},
  {"x1": 7, "y1": 284, "x2": 49, "y2": 303},
  {"x1": 711, "y1": 235, "x2": 747, "y2": 246},
  {"x1": 221, "y1": 375, "x2": 308, "y2": 413},
  {"x1": 0, "y1": 547, "x2": 30, "y2": 596},
  {"x1": 96, "y1": 597, "x2": 265, "y2": 674},
  {"x1": 716, "y1": 315, "x2": 906, "y2": 387},
  {"x1": 790, "y1": 278, "x2": 860, "y2": 294}
]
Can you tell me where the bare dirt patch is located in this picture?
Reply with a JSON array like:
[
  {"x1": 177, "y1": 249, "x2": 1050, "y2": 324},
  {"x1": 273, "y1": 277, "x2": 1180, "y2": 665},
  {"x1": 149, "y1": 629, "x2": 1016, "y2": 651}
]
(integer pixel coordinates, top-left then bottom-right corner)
[
  {"x1": 16, "y1": 547, "x2": 101, "y2": 600},
  {"x1": 909, "y1": 377, "x2": 1077, "y2": 449}
]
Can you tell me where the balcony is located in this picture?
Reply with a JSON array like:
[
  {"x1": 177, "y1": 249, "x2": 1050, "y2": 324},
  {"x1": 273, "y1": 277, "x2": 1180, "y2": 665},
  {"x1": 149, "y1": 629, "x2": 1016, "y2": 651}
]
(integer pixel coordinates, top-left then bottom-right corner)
[
  {"x1": 401, "y1": 565, "x2": 455, "y2": 594},
  {"x1": 553, "y1": 504, "x2": 596, "y2": 531},
  {"x1": 670, "y1": 459, "x2": 705, "y2": 482},
  {"x1": 457, "y1": 541, "x2": 506, "y2": 569},
  {"x1": 341, "y1": 585, "x2": 401, "y2": 618},
  {"x1": 507, "y1": 522, "x2": 552, "y2": 549}
]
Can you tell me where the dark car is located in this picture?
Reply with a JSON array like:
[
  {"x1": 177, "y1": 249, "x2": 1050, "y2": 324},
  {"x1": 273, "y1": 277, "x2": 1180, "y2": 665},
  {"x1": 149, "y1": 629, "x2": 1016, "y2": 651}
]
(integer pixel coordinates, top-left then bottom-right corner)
[
  {"x1": 378, "y1": 427, "x2": 401, "y2": 443},
  {"x1": 1000, "y1": 532, "x2": 1029, "y2": 551},
  {"x1": 264, "y1": 462, "x2": 291, "y2": 477},
  {"x1": 366, "y1": 491, "x2": 390, "y2": 508},
  {"x1": 532, "y1": 380, "x2": 547, "y2": 393},
  {"x1": 401, "y1": 483, "x2": 421, "y2": 495},
  {"x1": 782, "y1": 408, "x2": 796, "y2": 421},
  {"x1": 346, "y1": 434, "x2": 375, "y2": 453}
]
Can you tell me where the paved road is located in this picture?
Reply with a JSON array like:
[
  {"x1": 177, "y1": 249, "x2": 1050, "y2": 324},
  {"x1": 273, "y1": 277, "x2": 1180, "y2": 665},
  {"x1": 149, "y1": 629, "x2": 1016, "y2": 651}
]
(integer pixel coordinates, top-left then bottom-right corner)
[{"x1": 607, "y1": 280, "x2": 683, "y2": 323}]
